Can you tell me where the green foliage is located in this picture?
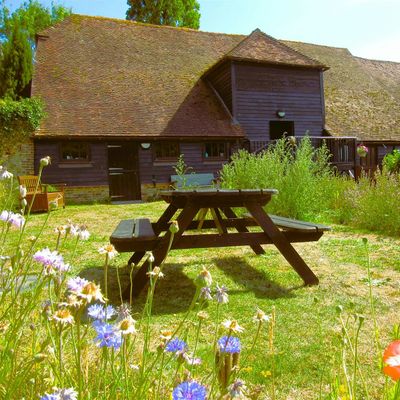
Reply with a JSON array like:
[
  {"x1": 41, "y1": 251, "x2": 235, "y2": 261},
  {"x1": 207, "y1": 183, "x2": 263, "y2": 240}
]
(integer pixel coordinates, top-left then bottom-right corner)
[
  {"x1": 383, "y1": 149, "x2": 400, "y2": 174},
  {"x1": 344, "y1": 170, "x2": 400, "y2": 236},
  {"x1": 126, "y1": 0, "x2": 200, "y2": 29},
  {"x1": 220, "y1": 137, "x2": 347, "y2": 220},
  {"x1": 0, "y1": 0, "x2": 71, "y2": 99},
  {"x1": 0, "y1": 96, "x2": 45, "y2": 155}
]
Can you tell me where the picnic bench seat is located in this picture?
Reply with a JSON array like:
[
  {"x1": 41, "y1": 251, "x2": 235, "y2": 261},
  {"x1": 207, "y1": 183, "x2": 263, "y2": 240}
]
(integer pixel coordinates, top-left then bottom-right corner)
[
  {"x1": 111, "y1": 218, "x2": 157, "y2": 252},
  {"x1": 244, "y1": 213, "x2": 331, "y2": 233},
  {"x1": 170, "y1": 173, "x2": 215, "y2": 189}
]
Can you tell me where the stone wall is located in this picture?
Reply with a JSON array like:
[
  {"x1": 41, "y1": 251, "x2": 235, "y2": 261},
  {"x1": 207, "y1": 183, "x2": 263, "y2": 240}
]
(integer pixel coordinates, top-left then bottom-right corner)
[
  {"x1": 6, "y1": 139, "x2": 35, "y2": 175},
  {"x1": 65, "y1": 185, "x2": 110, "y2": 204}
]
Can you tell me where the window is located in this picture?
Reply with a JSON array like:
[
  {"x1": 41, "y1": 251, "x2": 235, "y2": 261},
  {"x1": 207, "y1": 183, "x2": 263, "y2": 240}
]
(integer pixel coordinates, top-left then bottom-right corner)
[
  {"x1": 154, "y1": 142, "x2": 180, "y2": 161},
  {"x1": 204, "y1": 142, "x2": 227, "y2": 160},
  {"x1": 60, "y1": 142, "x2": 90, "y2": 161},
  {"x1": 269, "y1": 121, "x2": 294, "y2": 141}
]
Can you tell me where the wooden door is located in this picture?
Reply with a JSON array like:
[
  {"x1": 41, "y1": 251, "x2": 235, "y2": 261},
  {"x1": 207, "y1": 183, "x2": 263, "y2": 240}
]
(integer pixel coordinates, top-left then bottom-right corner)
[
  {"x1": 360, "y1": 145, "x2": 378, "y2": 177},
  {"x1": 107, "y1": 142, "x2": 141, "y2": 201}
]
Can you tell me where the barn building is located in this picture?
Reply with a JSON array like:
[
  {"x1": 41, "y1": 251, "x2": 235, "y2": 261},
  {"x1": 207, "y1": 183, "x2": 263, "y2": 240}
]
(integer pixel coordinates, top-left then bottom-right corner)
[{"x1": 26, "y1": 15, "x2": 400, "y2": 202}]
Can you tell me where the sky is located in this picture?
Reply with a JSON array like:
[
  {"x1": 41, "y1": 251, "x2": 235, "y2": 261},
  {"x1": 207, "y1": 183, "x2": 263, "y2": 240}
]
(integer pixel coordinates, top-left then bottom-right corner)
[{"x1": 4, "y1": 0, "x2": 400, "y2": 62}]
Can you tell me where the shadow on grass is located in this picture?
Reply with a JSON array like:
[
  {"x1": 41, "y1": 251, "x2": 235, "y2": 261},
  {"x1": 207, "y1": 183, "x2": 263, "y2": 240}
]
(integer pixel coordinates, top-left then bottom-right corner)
[
  {"x1": 213, "y1": 256, "x2": 298, "y2": 299},
  {"x1": 80, "y1": 263, "x2": 196, "y2": 315}
]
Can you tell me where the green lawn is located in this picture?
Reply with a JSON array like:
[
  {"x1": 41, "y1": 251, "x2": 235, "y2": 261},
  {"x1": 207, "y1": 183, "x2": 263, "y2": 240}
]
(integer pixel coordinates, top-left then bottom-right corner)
[{"x1": 15, "y1": 201, "x2": 399, "y2": 398}]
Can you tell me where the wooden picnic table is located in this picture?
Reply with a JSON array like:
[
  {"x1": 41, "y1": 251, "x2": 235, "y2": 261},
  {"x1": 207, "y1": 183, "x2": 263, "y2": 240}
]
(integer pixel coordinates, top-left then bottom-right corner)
[{"x1": 110, "y1": 189, "x2": 330, "y2": 299}]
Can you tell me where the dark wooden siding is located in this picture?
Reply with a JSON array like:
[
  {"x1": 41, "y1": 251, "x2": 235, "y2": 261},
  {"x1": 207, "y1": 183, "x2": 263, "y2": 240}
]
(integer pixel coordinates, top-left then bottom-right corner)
[
  {"x1": 139, "y1": 142, "x2": 231, "y2": 184},
  {"x1": 233, "y1": 62, "x2": 324, "y2": 141},
  {"x1": 207, "y1": 62, "x2": 232, "y2": 113},
  {"x1": 35, "y1": 141, "x2": 108, "y2": 186}
]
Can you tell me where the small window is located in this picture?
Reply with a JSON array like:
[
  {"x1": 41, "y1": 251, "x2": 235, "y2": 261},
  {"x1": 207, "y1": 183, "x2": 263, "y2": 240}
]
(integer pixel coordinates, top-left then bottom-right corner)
[
  {"x1": 154, "y1": 142, "x2": 180, "y2": 161},
  {"x1": 204, "y1": 142, "x2": 227, "y2": 160},
  {"x1": 269, "y1": 121, "x2": 294, "y2": 141},
  {"x1": 60, "y1": 142, "x2": 90, "y2": 161}
]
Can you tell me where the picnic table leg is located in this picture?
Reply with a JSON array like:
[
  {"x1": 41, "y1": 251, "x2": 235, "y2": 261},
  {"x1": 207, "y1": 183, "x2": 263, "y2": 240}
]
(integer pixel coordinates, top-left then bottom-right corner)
[
  {"x1": 246, "y1": 203, "x2": 319, "y2": 285},
  {"x1": 128, "y1": 251, "x2": 146, "y2": 266},
  {"x1": 153, "y1": 204, "x2": 178, "y2": 235},
  {"x1": 221, "y1": 207, "x2": 265, "y2": 255},
  {"x1": 125, "y1": 203, "x2": 200, "y2": 298}
]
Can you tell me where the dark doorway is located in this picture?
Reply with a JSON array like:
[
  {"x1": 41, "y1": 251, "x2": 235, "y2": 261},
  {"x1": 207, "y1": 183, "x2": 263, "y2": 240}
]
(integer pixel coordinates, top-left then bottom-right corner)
[
  {"x1": 107, "y1": 142, "x2": 141, "y2": 201},
  {"x1": 269, "y1": 121, "x2": 294, "y2": 141}
]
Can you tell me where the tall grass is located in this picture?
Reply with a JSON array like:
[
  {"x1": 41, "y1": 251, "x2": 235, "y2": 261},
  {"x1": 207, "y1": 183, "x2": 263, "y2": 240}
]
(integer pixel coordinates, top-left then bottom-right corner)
[
  {"x1": 221, "y1": 137, "x2": 349, "y2": 221},
  {"x1": 343, "y1": 170, "x2": 400, "y2": 236}
]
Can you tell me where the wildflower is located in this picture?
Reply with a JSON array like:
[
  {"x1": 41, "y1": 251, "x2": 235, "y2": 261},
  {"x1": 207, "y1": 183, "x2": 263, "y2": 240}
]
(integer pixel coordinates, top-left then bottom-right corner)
[
  {"x1": 183, "y1": 353, "x2": 202, "y2": 366},
  {"x1": 383, "y1": 340, "x2": 400, "y2": 381},
  {"x1": 253, "y1": 308, "x2": 270, "y2": 324},
  {"x1": 117, "y1": 316, "x2": 137, "y2": 335},
  {"x1": 218, "y1": 336, "x2": 241, "y2": 354},
  {"x1": 19, "y1": 185, "x2": 27, "y2": 198},
  {"x1": 98, "y1": 244, "x2": 118, "y2": 260},
  {"x1": 197, "y1": 311, "x2": 209, "y2": 320},
  {"x1": 21, "y1": 198, "x2": 28, "y2": 209},
  {"x1": 195, "y1": 267, "x2": 212, "y2": 288},
  {"x1": 0, "y1": 167, "x2": 13, "y2": 180},
  {"x1": 148, "y1": 252, "x2": 155, "y2": 263},
  {"x1": 116, "y1": 303, "x2": 132, "y2": 320},
  {"x1": 51, "y1": 309, "x2": 74, "y2": 326},
  {"x1": 67, "y1": 276, "x2": 89, "y2": 293},
  {"x1": 147, "y1": 266, "x2": 164, "y2": 279},
  {"x1": 222, "y1": 319, "x2": 244, "y2": 334},
  {"x1": 172, "y1": 381, "x2": 207, "y2": 400},
  {"x1": 199, "y1": 286, "x2": 212, "y2": 301},
  {"x1": 160, "y1": 329, "x2": 173, "y2": 341},
  {"x1": 87, "y1": 304, "x2": 116, "y2": 321},
  {"x1": 65, "y1": 294, "x2": 83, "y2": 309},
  {"x1": 0, "y1": 210, "x2": 25, "y2": 229},
  {"x1": 215, "y1": 284, "x2": 229, "y2": 304},
  {"x1": 93, "y1": 321, "x2": 122, "y2": 349},
  {"x1": 165, "y1": 338, "x2": 187, "y2": 354},
  {"x1": 54, "y1": 226, "x2": 66, "y2": 235},
  {"x1": 229, "y1": 379, "x2": 247, "y2": 398},
  {"x1": 78, "y1": 281, "x2": 105, "y2": 303},
  {"x1": 33, "y1": 248, "x2": 70, "y2": 275},
  {"x1": 40, "y1": 387, "x2": 77, "y2": 400},
  {"x1": 78, "y1": 225, "x2": 90, "y2": 240},
  {"x1": 40, "y1": 156, "x2": 51, "y2": 167}
]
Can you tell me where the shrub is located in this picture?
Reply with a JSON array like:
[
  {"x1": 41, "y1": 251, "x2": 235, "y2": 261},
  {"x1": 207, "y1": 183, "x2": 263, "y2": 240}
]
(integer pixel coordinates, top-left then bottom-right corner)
[
  {"x1": 344, "y1": 170, "x2": 400, "y2": 235},
  {"x1": 220, "y1": 137, "x2": 350, "y2": 221},
  {"x1": 383, "y1": 149, "x2": 400, "y2": 174}
]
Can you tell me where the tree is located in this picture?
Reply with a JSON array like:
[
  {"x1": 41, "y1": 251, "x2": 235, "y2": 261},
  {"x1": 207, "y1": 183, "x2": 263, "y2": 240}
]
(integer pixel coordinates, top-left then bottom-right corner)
[
  {"x1": 0, "y1": 0, "x2": 71, "y2": 99},
  {"x1": 126, "y1": 0, "x2": 200, "y2": 29}
]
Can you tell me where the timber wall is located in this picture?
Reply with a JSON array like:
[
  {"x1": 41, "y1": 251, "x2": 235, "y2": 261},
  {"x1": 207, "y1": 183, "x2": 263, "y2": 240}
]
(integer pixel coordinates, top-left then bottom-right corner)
[{"x1": 233, "y1": 63, "x2": 324, "y2": 140}]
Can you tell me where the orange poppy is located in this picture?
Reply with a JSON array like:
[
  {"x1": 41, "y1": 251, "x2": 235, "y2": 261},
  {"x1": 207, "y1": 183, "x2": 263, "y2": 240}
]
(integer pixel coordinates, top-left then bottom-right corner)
[{"x1": 383, "y1": 340, "x2": 400, "y2": 381}]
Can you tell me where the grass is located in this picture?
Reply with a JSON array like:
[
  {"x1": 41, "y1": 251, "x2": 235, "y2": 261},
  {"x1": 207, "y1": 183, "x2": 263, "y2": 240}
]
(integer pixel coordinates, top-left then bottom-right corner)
[{"x1": 8, "y1": 201, "x2": 400, "y2": 399}]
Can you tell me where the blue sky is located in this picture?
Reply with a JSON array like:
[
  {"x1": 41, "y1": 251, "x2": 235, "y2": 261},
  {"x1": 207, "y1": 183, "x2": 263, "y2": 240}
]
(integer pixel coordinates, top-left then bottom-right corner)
[{"x1": 5, "y1": 0, "x2": 400, "y2": 62}]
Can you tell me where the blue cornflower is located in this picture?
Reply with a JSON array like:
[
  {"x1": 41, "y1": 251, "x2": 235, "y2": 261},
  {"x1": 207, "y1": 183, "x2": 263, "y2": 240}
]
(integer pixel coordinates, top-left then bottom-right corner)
[
  {"x1": 165, "y1": 338, "x2": 187, "y2": 353},
  {"x1": 87, "y1": 304, "x2": 116, "y2": 321},
  {"x1": 218, "y1": 336, "x2": 241, "y2": 354},
  {"x1": 172, "y1": 381, "x2": 207, "y2": 400},
  {"x1": 40, "y1": 387, "x2": 77, "y2": 400},
  {"x1": 93, "y1": 321, "x2": 122, "y2": 349}
]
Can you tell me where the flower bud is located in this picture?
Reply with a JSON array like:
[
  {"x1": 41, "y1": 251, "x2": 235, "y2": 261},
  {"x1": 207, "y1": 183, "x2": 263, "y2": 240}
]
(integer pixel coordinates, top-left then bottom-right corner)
[
  {"x1": 40, "y1": 156, "x2": 51, "y2": 167},
  {"x1": 169, "y1": 221, "x2": 179, "y2": 233},
  {"x1": 195, "y1": 267, "x2": 212, "y2": 288},
  {"x1": 19, "y1": 185, "x2": 27, "y2": 198}
]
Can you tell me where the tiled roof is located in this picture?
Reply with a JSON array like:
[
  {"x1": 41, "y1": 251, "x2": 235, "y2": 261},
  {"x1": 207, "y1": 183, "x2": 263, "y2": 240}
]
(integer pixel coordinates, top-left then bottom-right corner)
[
  {"x1": 284, "y1": 40, "x2": 400, "y2": 142},
  {"x1": 32, "y1": 15, "x2": 245, "y2": 139},
  {"x1": 227, "y1": 29, "x2": 326, "y2": 69},
  {"x1": 32, "y1": 15, "x2": 400, "y2": 143}
]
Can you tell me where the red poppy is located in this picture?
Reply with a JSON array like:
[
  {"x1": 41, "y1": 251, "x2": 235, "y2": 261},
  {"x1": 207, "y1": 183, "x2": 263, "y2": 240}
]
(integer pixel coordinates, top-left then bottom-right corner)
[{"x1": 383, "y1": 340, "x2": 400, "y2": 381}]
